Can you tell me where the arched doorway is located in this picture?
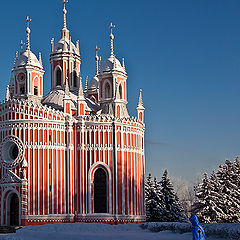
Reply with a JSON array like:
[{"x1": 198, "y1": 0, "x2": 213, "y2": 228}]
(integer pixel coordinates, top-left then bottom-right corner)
[
  {"x1": 9, "y1": 193, "x2": 19, "y2": 226},
  {"x1": 94, "y1": 168, "x2": 107, "y2": 213}
]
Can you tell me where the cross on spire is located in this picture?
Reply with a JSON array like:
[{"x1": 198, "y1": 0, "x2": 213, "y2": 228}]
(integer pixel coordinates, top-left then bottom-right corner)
[
  {"x1": 109, "y1": 22, "x2": 115, "y2": 56},
  {"x1": 20, "y1": 40, "x2": 25, "y2": 54},
  {"x1": 109, "y1": 22, "x2": 115, "y2": 35},
  {"x1": 26, "y1": 16, "x2": 32, "y2": 28}
]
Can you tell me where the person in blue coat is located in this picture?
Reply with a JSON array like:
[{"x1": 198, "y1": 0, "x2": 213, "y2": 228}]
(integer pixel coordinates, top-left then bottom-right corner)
[{"x1": 189, "y1": 214, "x2": 206, "y2": 240}]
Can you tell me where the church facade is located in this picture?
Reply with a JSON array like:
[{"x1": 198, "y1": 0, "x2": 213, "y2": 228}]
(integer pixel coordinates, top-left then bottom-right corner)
[{"x1": 0, "y1": 2, "x2": 145, "y2": 226}]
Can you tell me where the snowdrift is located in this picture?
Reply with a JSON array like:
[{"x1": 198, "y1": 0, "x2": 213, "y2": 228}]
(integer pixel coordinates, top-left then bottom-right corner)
[{"x1": 141, "y1": 222, "x2": 240, "y2": 239}]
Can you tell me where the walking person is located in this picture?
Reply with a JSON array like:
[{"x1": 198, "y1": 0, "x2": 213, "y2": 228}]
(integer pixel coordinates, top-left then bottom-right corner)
[{"x1": 189, "y1": 214, "x2": 206, "y2": 240}]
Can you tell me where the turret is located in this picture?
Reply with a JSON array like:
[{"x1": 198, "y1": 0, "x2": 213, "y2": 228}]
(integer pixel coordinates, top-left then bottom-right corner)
[
  {"x1": 97, "y1": 23, "x2": 129, "y2": 117},
  {"x1": 10, "y1": 16, "x2": 44, "y2": 103},
  {"x1": 50, "y1": 1, "x2": 81, "y2": 92},
  {"x1": 136, "y1": 89, "x2": 145, "y2": 122}
]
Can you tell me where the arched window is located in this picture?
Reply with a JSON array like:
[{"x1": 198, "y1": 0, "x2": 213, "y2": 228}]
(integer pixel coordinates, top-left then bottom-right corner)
[
  {"x1": 119, "y1": 84, "x2": 123, "y2": 99},
  {"x1": 105, "y1": 82, "x2": 111, "y2": 99},
  {"x1": 94, "y1": 168, "x2": 107, "y2": 213},
  {"x1": 73, "y1": 71, "x2": 77, "y2": 88},
  {"x1": 56, "y1": 69, "x2": 62, "y2": 86}
]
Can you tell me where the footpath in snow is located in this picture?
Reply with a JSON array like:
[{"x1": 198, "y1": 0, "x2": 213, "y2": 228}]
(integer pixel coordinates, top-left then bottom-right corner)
[{"x1": 0, "y1": 223, "x2": 227, "y2": 240}]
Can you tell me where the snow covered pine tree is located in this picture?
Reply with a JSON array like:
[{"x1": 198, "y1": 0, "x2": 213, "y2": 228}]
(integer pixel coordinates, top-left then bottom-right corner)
[
  {"x1": 159, "y1": 170, "x2": 187, "y2": 222},
  {"x1": 145, "y1": 173, "x2": 160, "y2": 221},
  {"x1": 193, "y1": 157, "x2": 240, "y2": 223}
]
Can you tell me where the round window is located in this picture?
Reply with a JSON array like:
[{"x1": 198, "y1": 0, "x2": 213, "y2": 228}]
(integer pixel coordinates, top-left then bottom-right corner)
[{"x1": 2, "y1": 141, "x2": 19, "y2": 163}]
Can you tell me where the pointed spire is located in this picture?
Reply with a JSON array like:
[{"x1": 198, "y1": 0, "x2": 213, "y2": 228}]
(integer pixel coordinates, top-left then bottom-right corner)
[
  {"x1": 95, "y1": 45, "x2": 100, "y2": 75},
  {"x1": 20, "y1": 40, "x2": 24, "y2": 54},
  {"x1": 122, "y1": 58, "x2": 126, "y2": 71},
  {"x1": 99, "y1": 56, "x2": 102, "y2": 74},
  {"x1": 137, "y1": 89, "x2": 144, "y2": 109},
  {"x1": 109, "y1": 22, "x2": 115, "y2": 57},
  {"x1": 76, "y1": 40, "x2": 80, "y2": 54},
  {"x1": 51, "y1": 38, "x2": 54, "y2": 52},
  {"x1": 138, "y1": 89, "x2": 143, "y2": 107},
  {"x1": 39, "y1": 52, "x2": 42, "y2": 67},
  {"x1": 6, "y1": 85, "x2": 10, "y2": 101},
  {"x1": 65, "y1": 77, "x2": 70, "y2": 96},
  {"x1": 14, "y1": 51, "x2": 18, "y2": 66},
  {"x1": 85, "y1": 76, "x2": 88, "y2": 91},
  {"x1": 62, "y1": 0, "x2": 68, "y2": 30},
  {"x1": 78, "y1": 77, "x2": 84, "y2": 100},
  {"x1": 25, "y1": 16, "x2": 32, "y2": 51}
]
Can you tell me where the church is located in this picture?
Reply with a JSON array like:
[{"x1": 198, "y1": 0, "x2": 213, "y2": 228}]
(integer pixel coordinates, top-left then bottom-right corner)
[{"x1": 0, "y1": 1, "x2": 145, "y2": 226}]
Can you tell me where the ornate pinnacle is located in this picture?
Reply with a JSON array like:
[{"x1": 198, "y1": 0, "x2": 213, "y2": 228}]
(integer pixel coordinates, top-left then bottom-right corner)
[
  {"x1": 78, "y1": 76, "x2": 84, "y2": 100},
  {"x1": 85, "y1": 76, "x2": 88, "y2": 91},
  {"x1": 99, "y1": 56, "x2": 102, "y2": 74},
  {"x1": 76, "y1": 40, "x2": 80, "y2": 54},
  {"x1": 109, "y1": 22, "x2": 115, "y2": 56},
  {"x1": 65, "y1": 77, "x2": 70, "y2": 95},
  {"x1": 137, "y1": 89, "x2": 144, "y2": 109},
  {"x1": 39, "y1": 52, "x2": 42, "y2": 67},
  {"x1": 25, "y1": 16, "x2": 32, "y2": 51},
  {"x1": 14, "y1": 51, "x2": 18, "y2": 65},
  {"x1": 95, "y1": 45, "x2": 100, "y2": 75},
  {"x1": 51, "y1": 38, "x2": 54, "y2": 52},
  {"x1": 122, "y1": 58, "x2": 126, "y2": 71},
  {"x1": 62, "y1": 0, "x2": 68, "y2": 30},
  {"x1": 20, "y1": 40, "x2": 25, "y2": 54},
  {"x1": 6, "y1": 85, "x2": 10, "y2": 101}
]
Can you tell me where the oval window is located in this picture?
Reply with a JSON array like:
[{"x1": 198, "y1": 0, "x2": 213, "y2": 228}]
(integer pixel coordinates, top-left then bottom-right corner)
[{"x1": 2, "y1": 141, "x2": 19, "y2": 163}]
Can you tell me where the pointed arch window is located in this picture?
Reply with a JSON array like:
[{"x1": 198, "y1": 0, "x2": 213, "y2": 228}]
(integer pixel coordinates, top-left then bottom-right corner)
[
  {"x1": 73, "y1": 71, "x2": 77, "y2": 88},
  {"x1": 56, "y1": 68, "x2": 62, "y2": 86},
  {"x1": 105, "y1": 82, "x2": 111, "y2": 99},
  {"x1": 119, "y1": 84, "x2": 123, "y2": 99}
]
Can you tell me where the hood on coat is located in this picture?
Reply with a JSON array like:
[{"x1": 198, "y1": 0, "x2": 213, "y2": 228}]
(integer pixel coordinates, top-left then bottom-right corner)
[{"x1": 189, "y1": 214, "x2": 200, "y2": 226}]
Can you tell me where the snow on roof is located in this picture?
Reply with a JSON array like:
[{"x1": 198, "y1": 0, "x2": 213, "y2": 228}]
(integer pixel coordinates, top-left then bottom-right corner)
[
  {"x1": 101, "y1": 55, "x2": 124, "y2": 73},
  {"x1": 42, "y1": 89, "x2": 100, "y2": 113},
  {"x1": 15, "y1": 51, "x2": 42, "y2": 68}
]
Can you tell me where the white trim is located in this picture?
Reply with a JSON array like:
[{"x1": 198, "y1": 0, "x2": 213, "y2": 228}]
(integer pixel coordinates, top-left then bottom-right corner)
[
  {"x1": 88, "y1": 162, "x2": 112, "y2": 214},
  {"x1": 1, "y1": 187, "x2": 21, "y2": 226}
]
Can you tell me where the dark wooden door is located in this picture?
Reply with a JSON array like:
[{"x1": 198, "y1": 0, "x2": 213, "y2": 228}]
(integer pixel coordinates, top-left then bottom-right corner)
[
  {"x1": 10, "y1": 193, "x2": 19, "y2": 226},
  {"x1": 94, "y1": 168, "x2": 107, "y2": 213}
]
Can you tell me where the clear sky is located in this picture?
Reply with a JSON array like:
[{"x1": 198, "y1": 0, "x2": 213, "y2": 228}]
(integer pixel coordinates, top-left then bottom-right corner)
[{"x1": 1, "y1": 0, "x2": 240, "y2": 182}]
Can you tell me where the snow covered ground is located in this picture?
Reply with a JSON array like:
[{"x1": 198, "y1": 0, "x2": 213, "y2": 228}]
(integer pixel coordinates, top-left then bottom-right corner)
[{"x1": 0, "y1": 223, "x2": 227, "y2": 240}]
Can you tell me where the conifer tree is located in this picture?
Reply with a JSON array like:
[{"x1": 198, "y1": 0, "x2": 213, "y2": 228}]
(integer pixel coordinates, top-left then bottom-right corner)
[
  {"x1": 217, "y1": 160, "x2": 240, "y2": 222},
  {"x1": 145, "y1": 173, "x2": 160, "y2": 222},
  {"x1": 193, "y1": 172, "x2": 226, "y2": 222},
  {"x1": 160, "y1": 169, "x2": 187, "y2": 222}
]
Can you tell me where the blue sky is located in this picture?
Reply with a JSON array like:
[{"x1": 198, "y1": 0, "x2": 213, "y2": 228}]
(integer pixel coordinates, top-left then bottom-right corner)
[{"x1": 1, "y1": 0, "x2": 240, "y2": 181}]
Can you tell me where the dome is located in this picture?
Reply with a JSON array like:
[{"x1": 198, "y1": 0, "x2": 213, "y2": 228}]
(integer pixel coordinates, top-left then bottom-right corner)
[
  {"x1": 88, "y1": 76, "x2": 99, "y2": 90},
  {"x1": 15, "y1": 51, "x2": 42, "y2": 68},
  {"x1": 42, "y1": 89, "x2": 101, "y2": 113},
  {"x1": 53, "y1": 38, "x2": 78, "y2": 55},
  {"x1": 101, "y1": 56, "x2": 124, "y2": 73},
  {"x1": 42, "y1": 89, "x2": 77, "y2": 110}
]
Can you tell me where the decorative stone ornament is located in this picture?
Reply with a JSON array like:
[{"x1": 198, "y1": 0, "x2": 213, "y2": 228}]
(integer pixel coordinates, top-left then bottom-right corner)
[{"x1": 0, "y1": 135, "x2": 24, "y2": 168}]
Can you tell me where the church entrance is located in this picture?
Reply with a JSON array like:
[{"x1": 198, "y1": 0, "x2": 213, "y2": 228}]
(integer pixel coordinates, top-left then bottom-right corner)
[
  {"x1": 9, "y1": 193, "x2": 19, "y2": 226},
  {"x1": 94, "y1": 168, "x2": 107, "y2": 213}
]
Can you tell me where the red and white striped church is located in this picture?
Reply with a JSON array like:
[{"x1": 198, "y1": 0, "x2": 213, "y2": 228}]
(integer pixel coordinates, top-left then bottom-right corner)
[{"x1": 0, "y1": 1, "x2": 145, "y2": 226}]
